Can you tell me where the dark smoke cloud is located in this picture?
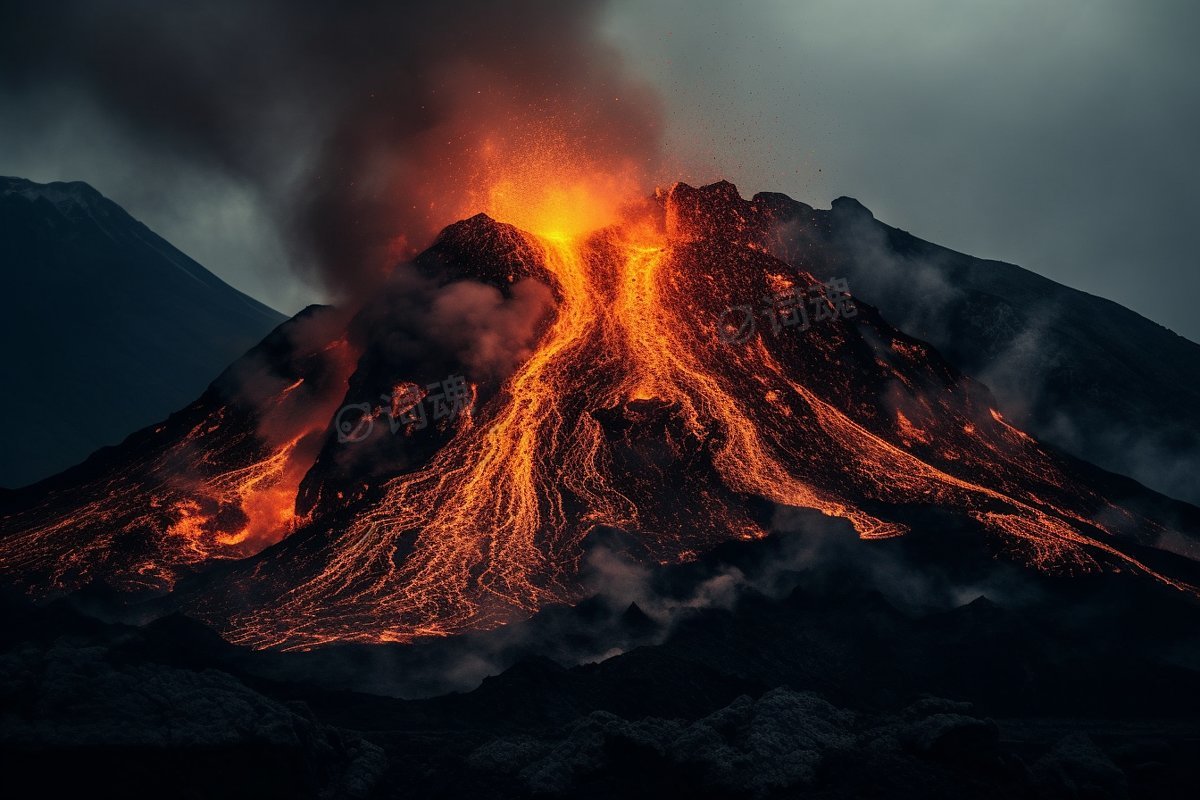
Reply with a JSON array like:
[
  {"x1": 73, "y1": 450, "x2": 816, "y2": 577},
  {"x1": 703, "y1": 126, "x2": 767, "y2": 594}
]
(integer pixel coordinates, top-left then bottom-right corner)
[
  {"x1": 0, "y1": 0, "x2": 663, "y2": 298},
  {"x1": 423, "y1": 278, "x2": 557, "y2": 383},
  {"x1": 349, "y1": 264, "x2": 558, "y2": 388}
]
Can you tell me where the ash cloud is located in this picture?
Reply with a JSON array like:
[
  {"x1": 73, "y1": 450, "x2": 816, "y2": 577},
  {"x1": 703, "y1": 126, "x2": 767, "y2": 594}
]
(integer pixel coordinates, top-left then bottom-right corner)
[
  {"x1": 0, "y1": 0, "x2": 663, "y2": 300},
  {"x1": 424, "y1": 279, "x2": 557, "y2": 383},
  {"x1": 351, "y1": 265, "x2": 558, "y2": 388}
]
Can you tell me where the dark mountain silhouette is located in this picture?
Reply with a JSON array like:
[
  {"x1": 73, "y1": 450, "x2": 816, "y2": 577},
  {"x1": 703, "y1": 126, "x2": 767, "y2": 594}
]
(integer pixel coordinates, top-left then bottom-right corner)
[
  {"x1": 759, "y1": 193, "x2": 1200, "y2": 506},
  {"x1": 0, "y1": 177, "x2": 285, "y2": 488}
]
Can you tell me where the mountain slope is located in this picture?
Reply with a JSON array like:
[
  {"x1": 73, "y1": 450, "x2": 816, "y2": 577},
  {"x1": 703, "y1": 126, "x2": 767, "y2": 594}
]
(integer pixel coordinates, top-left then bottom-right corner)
[
  {"x1": 759, "y1": 194, "x2": 1200, "y2": 506},
  {"x1": 0, "y1": 177, "x2": 286, "y2": 488}
]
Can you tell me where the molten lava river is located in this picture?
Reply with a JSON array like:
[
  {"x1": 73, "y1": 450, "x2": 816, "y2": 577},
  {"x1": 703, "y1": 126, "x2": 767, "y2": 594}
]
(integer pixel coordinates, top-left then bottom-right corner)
[{"x1": 1, "y1": 179, "x2": 1196, "y2": 650}]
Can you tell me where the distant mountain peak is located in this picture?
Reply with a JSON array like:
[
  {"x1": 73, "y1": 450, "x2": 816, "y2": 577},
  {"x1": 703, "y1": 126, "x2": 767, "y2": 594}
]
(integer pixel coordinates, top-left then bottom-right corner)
[
  {"x1": 1, "y1": 176, "x2": 106, "y2": 212},
  {"x1": 0, "y1": 176, "x2": 129, "y2": 245}
]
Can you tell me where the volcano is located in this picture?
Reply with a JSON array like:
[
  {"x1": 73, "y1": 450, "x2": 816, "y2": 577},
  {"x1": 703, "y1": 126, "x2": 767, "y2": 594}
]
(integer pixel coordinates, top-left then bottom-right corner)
[{"x1": 2, "y1": 180, "x2": 1199, "y2": 651}]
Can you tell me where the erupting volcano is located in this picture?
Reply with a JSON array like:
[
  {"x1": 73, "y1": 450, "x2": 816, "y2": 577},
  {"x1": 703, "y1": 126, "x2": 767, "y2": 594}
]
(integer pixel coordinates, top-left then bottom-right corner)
[{"x1": 2, "y1": 177, "x2": 1199, "y2": 651}]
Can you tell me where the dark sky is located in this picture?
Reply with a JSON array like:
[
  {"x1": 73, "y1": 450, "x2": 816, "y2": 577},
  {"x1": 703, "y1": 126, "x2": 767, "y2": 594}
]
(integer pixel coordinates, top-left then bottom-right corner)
[{"x1": 3, "y1": 0, "x2": 1197, "y2": 341}]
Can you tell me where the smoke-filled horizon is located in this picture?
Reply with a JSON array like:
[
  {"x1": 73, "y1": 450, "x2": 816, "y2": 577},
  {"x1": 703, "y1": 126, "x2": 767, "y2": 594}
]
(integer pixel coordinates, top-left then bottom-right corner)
[{"x1": 2, "y1": 0, "x2": 1197, "y2": 343}]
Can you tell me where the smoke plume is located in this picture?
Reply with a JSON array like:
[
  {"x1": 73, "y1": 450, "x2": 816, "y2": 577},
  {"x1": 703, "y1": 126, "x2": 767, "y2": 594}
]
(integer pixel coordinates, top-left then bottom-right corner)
[{"x1": 0, "y1": 0, "x2": 664, "y2": 297}]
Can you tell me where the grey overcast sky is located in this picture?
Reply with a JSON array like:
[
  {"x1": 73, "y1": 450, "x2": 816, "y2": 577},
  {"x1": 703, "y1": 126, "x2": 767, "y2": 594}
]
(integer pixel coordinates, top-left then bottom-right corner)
[{"x1": 2, "y1": 0, "x2": 1197, "y2": 341}]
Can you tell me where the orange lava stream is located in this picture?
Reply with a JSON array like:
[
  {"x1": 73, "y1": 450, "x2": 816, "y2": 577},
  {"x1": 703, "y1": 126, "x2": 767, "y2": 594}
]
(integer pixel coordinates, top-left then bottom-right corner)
[
  {"x1": 228, "y1": 234, "x2": 632, "y2": 646},
  {"x1": 606, "y1": 234, "x2": 904, "y2": 542},
  {"x1": 165, "y1": 433, "x2": 309, "y2": 552},
  {"x1": 0, "y1": 435, "x2": 307, "y2": 593},
  {"x1": 0, "y1": 337, "x2": 354, "y2": 593}
]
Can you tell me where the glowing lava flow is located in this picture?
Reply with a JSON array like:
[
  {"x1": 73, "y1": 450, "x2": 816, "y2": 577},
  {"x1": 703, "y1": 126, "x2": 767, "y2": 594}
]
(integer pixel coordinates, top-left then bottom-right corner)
[
  {"x1": 221, "y1": 185, "x2": 1198, "y2": 650},
  {"x1": 602, "y1": 225, "x2": 904, "y2": 542},
  {"x1": 0, "y1": 421, "x2": 310, "y2": 593},
  {"x1": 227, "y1": 233, "x2": 636, "y2": 646},
  {"x1": 0, "y1": 326, "x2": 355, "y2": 593}
]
